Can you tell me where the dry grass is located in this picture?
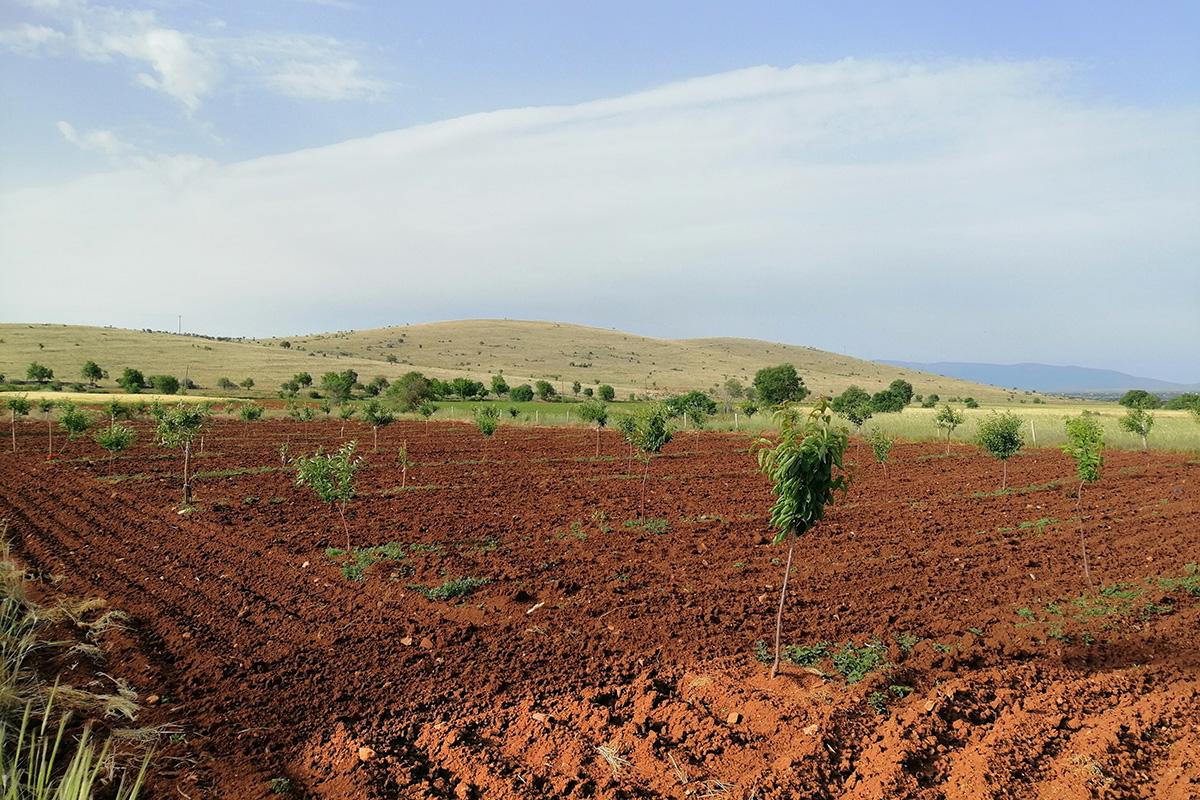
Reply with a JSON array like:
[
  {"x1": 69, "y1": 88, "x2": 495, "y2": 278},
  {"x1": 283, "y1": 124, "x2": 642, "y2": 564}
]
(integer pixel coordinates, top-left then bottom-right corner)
[{"x1": 3, "y1": 320, "x2": 1020, "y2": 402}]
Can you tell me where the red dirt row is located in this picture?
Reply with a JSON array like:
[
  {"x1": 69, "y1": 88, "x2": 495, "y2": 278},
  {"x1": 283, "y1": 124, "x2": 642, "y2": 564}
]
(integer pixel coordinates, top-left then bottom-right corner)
[{"x1": 1, "y1": 418, "x2": 1197, "y2": 799}]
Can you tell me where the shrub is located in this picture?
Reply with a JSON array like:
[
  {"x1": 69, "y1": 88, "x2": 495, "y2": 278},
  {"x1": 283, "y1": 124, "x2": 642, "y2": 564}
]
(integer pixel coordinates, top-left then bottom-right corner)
[
  {"x1": 964, "y1": 397, "x2": 979, "y2": 409},
  {"x1": 237, "y1": 402, "x2": 265, "y2": 422},
  {"x1": 148, "y1": 374, "x2": 180, "y2": 395},
  {"x1": 510, "y1": 384, "x2": 534, "y2": 402},
  {"x1": 94, "y1": 422, "x2": 137, "y2": 472},
  {"x1": 474, "y1": 405, "x2": 500, "y2": 437},
  {"x1": 490, "y1": 375, "x2": 510, "y2": 397},
  {"x1": 597, "y1": 384, "x2": 616, "y2": 403},
  {"x1": 755, "y1": 400, "x2": 850, "y2": 677},
  {"x1": 217, "y1": 377, "x2": 236, "y2": 390},
  {"x1": 117, "y1": 368, "x2": 145, "y2": 393},
  {"x1": 534, "y1": 380, "x2": 556, "y2": 401},
  {"x1": 81, "y1": 360, "x2": 103, "y2": 386},
  {"x1": 976, "y1": 411, "x2": 1024, "y2": 489},
  {"x1": 1118, "y1": 390, "x2": 1162, "y2": 410}
]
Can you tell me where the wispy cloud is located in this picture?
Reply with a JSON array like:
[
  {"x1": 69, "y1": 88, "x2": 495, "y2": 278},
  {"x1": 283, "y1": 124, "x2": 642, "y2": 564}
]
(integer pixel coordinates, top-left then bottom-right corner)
[
  {"x1": 0, "y1": 0, "x2": 389, "y2": 110},
  {"x1": 56, "y1": 120, "x2": 132, "y2": 154},
  {"x1": 2, "y1": 60, "x2": 1196, "y2": 377}
]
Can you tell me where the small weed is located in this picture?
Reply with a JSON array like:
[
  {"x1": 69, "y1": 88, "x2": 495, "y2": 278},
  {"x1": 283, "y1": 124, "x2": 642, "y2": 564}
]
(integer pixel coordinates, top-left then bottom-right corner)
[
  {"x1": 412, "y1": 576, "x2": 491, "y2": 601},
  {"x1": 893, "y1": 632, "x2": 921, "y2": 653},
  {"x1": 1016, "y1": 607, "x2": 1037, "y2": 621},
  {"x1": 1159, "y1": 563, "x2": 1200, "y2": 597},
  {"x1": 623, "y1": 518, "x2": 669, "y2": 534},
  {"x1": 929, "y1": 642, "x2": 954, "y2": 653},
  {"x1": 325, "y1": 542, "x2": 409, "y2": 582},
  {"x1": 832, "y1": 640, "x2": 888, "y2": 683},
  {"x1": 269, "y1": 777, "x2": 292, "y2": 794},
  {"x1": 753, "y1": 640, "x2": 772, "y2": 663},
  {"x1": 867, "y1": 691, "x2": 889, "y2": 715},
  {"x1": 783, "y1": 641, "x2": 831, "y2": 667},
  {"x1": 732, "y1": 561, "x2": 747, "y2": 569},
  {"x1": 170, "y1": 733, "x2": 187, "y2": 745}
]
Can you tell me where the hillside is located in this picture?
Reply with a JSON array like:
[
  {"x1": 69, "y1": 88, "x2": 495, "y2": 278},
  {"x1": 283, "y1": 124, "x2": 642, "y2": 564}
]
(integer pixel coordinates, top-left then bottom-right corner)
[{"x1": 2, "y1": 320, "x2": 1022, "y2": 402}]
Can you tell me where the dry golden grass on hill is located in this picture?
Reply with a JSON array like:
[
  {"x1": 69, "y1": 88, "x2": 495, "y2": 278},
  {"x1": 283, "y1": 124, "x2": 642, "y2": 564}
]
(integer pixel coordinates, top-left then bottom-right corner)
[{"x1": 2, "y1": 319, "x2": 1021, "y2": 402}]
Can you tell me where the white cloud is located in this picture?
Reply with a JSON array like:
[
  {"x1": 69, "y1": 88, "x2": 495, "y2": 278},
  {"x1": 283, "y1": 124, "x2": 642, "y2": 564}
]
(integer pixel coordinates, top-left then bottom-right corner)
[
  {"x1": 0, "y1": 22, "x2": 67, "y2": 55},
  {"x1": 56, "y1": 120, "x2": 131, "y2": 154},
  {"x1": 266, "y1": 58, "x2": 386, "y2": 100},
  {"x1": 0, "y1": 0, "x2": 387, "y2": 109},
  {"x1": 1, "y1": 60, "x2": 1196, "y2": 377}
]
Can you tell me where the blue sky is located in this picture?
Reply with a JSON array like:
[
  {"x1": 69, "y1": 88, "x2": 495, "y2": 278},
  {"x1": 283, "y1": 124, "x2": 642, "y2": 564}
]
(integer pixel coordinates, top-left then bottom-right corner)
[{"x1": 1, "y1": 1, "x2": 1197, "y2": 382}]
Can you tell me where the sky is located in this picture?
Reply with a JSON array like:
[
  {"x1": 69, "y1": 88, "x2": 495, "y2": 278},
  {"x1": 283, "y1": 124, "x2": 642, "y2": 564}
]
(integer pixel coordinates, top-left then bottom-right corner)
[{"x1": 1, "y1": 1, "x2": 1197, "y2": 383}]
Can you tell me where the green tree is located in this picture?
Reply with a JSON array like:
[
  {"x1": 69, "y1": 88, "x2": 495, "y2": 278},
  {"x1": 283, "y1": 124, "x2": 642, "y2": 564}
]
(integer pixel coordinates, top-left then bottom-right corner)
[
  {"x1": 571, "y1": 380, "x2": 582, "y2": 397},
  {"x1": 240, "y1": 377, "x2": 255, "y2": 390},
  {"x1": 1061, "y1": 414, "x2": 1104, "y2": 591},
  {"x1": 976, "y1": 411, "x2": 1024, "y2": 489},
  {"x1": 26, "y1": 362, "x2": 53, "y2": 384},
  {"x1": 869, "y1": 389, "x2": 905, "y2": 413},
  {"x1": 753, "y1": 365, "x2": 809, "y2": 406},
  {"x1": 720, "y1": 378, "x2": 745, "y2": 412},
  {"x1": 888, "y1": 379, "x2": 914, "y2": 406},
  {"x1": 322, "y1": 371, "x2": 356, "y2": 405},
  {"x1": 81, "y1": 360, "x2": 103, "y2": 387},
  {"x1": 534, "y1": 380, "x2": 556, "y2": 401},
  {"x1": 490, "y1": 374, "x2": 510, "y2": 397},
  {"x1": 388, "y1": 371, "x2": 434, "y2": 411},
  {"x1": 217, "y1": 377, "x2": 236, "y2": 390},
  {"x1": 933, "y1": 405, "x2": 966, "y2": 454},
  {"x1": 6, "y1": 395, "x2": 31, "y2": 452},
  {"x1": 154, "y1": 403, "x2": 209, "y2": 506},
  {"x1": 294, "y1": 372, "x2": 313, "y2": 388},
  {"x1": 1118, "y1": 390, "x2": 1162, "y2": 410},
  {"x1": 964, "y1": 397, "x2": 979, "y2": 409},
  {"x1": 597, "y1": 384, "x2": 616, "y2": 403},
  {"x1": 665, "y1": 391, "x2": 717, "y2": 428},
  {"x1": 294, "y1": 441, "x2": 363, "y2": 552},
  {"x1": 1118, "y1": 407, "x2": 1154, "y2": 449},
  {"x1": 755, "y1": 401, "x2": 850, "y2": 677},
  {"x1": 149, "y1": 375, "x2": 180, "y2": 395},
  {"x1": 511, "y1": 384, "x2": 534, "y2": 402}
]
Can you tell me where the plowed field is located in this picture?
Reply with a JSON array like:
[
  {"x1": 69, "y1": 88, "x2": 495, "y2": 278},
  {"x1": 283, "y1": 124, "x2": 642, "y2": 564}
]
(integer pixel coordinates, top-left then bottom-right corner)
[{"x1": 1, "y1": 418, "x2": 1197, "y2": 799}]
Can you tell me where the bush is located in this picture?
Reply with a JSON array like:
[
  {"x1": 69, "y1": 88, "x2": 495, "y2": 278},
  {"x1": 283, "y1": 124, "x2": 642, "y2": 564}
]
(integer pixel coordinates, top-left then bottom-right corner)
[
  {"x1": 510, "y1": 384, "x2": 534, "y2": 402},
  {"x1": 1119, "y1": 390, "x2": 1162, "y2": 410},
  {"x1": 26, "y1": 362, "x2": 53, "y2": 384},
  {"x1": 597, "y1": 384, "x2": 616, "y2": 403},
  {"x1": 237, "y1": 402, "x2": 265, "y2": 422},
  {"x1": 534, "y1": 380, "x2": 556, "y2": 401},
  {"x1": 148, "y1": 375, "x2": 180, "y2": 394}
]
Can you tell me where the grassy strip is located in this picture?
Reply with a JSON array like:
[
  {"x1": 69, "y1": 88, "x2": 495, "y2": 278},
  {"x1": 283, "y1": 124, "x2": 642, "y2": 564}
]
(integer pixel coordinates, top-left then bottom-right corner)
[{"x1": 0, "y1": 530, "x2": 151, "y2": 797}]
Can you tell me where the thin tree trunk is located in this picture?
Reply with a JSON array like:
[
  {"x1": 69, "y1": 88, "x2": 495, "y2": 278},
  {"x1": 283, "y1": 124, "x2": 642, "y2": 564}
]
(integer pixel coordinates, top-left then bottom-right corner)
[
  {"x1": 339, "y1": 503, "x2": 351, "y2": 552},
  {"x1": 9, "y1": 414, "x2": 15, "y2": 453},
  {"x1": 771, "y1": 529, "x2": 797, "y2": 679},
  {"x1": 639, "y1": 455, "x2": 652, "y2": 521},
  {"x1": 182, "y1": 442, "x2": 192, "y2": 505},
  {"x1": 1076, "y1": 481, "x2": 1094, "y2": 592}
]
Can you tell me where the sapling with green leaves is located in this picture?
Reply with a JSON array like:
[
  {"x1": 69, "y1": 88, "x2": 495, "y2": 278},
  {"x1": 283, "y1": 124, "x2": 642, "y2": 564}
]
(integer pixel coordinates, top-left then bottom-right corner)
[
  {"x1": 474, "y1": 404, "x2": 500, "y2": 437},
  {"x1": 154, "y1": 403, "x2": 209, "y2": 506},
  {"x1": 1061, "y1": 414, "x2": 1104, "y2": 592},
  {"x1": 976, "y1": 411, "x2": 1024, "y2": 490},
  {"x1": 933, "y1": 405, "x2": 966, "y2": 455},
  {"x1": 94, "y1": 422, "x2": 137, "y2": 474},
  {"x1": 294, "y1": 440, "x2": 363, "y2": 552},
  {"x1": 362, "y1": 399, "x2": 396, "y2": 452},
  {"x1": 1118, "y1": 407, "x2": 1154, "y2": 449},
  {"x1": 625, "y1": 404, "x2": 673, "y2": 520},
  {"x1": 755, "y1": 400, "x2": 851, "y2": 678},
  {"x1": 6, "y1": 395, "x2": 30, "y2": 452},
  {"x1": 577, "y1": 398, "x2": 608, "y2": 457},
  {"x1": 57, "y1": 401, "x2": 93, "y2": 450},
  {"x1": 37, "y1": 399, "x2": 55, "y2": 458},
  {"x1": 866, "y1": 427, "x2": 895, "y2": 477}
]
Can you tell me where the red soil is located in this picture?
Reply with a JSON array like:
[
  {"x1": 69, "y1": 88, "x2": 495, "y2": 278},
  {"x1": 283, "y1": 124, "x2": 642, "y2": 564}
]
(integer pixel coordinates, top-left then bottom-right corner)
[{"x1": 1, "y1": 418, "x2": 1197, "y2": 799}]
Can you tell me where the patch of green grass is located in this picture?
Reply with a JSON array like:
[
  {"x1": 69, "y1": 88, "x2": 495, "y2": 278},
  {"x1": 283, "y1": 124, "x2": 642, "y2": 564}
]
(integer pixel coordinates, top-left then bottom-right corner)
[
  {"x1": 1159, "y1": 563, "x2": 1200, "y2": 597},
  {"x1": 325, "y1": 542, "x2": 410, "y2": 582},
  {"x1": 411, "y1": 576, "x2": 491, "y2": 601},
  {"x1": 623, "y1": 518, "x2": 669, "y2": 534},
  {"x1": 192, "y1": 465, "x2": 279, "y2": 479},
  {"x1": 783, "y1": 641, "x2": 831, "y2": 667},
  {"x1": 831, "y1": 640, "x2": 889, "y2": 684}
]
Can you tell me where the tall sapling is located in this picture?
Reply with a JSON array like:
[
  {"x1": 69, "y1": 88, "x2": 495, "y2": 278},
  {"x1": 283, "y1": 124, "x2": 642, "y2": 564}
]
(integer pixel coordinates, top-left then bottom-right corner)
[
  {"x1": 1061, "y1": 414, "x2": 1104, "y2": 592},
  {"x1": 755, "y1": 400, "x2": 851, "y2": 678},
  {"x1": 294, "y1": 440, "x2": 363, "y2": 552}
]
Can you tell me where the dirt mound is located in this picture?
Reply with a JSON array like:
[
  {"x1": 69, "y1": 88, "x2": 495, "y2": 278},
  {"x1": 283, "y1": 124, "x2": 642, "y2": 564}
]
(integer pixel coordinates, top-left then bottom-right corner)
[{"x1": 1, "y1": 419, "x2": 1196, "y2": 798}]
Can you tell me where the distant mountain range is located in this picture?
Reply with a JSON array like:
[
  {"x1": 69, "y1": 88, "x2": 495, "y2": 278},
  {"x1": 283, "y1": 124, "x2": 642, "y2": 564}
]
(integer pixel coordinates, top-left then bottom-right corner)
[{"x1": 879, "y1": 361, "x2": 1198, "y2": 394}]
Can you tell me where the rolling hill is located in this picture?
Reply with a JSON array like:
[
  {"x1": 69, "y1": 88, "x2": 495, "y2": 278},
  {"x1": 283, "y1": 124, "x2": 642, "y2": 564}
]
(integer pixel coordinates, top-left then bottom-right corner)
[{"x1": 1, "y1": 320, "x2": 1028, "y2": 403}]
